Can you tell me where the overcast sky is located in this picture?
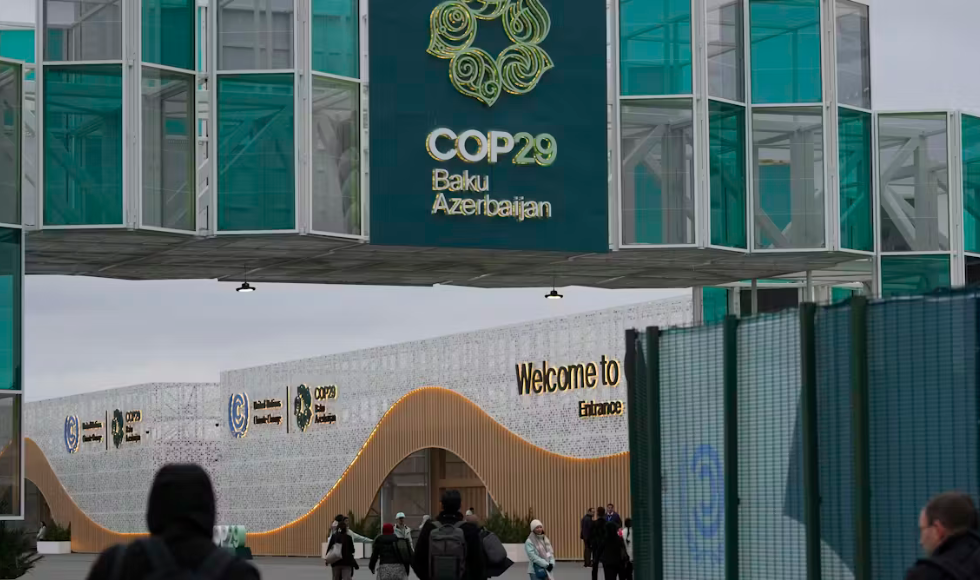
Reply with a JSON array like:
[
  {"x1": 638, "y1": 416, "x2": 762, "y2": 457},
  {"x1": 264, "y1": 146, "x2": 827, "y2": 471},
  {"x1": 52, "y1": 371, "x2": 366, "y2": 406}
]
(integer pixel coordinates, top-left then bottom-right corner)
[{"x1": 9, "y1": 0, "x2": 980, "y2": 401}]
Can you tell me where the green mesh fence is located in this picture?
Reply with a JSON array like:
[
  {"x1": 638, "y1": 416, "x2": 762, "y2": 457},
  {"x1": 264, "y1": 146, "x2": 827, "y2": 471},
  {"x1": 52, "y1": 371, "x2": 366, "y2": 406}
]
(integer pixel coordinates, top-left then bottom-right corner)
[
  {"x1": 737, "y1": 310, "x2": 806, "y2": 578},
  {"x1": 815, "y1": 302, "x2": 856, "y2": 579},
  {"x1": 660, "y1": 325, "x2": 725, "y2": 579},
  {"x1": 867, "y1": 294, "x2": 980, "y2": 580},
  {"x1": 628, "y1": 291, "x2": 980, "y2": 580}
]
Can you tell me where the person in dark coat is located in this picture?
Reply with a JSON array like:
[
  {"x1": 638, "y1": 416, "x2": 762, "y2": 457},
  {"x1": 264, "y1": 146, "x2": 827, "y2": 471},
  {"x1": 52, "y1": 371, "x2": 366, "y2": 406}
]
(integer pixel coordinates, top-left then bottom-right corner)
[
  {"x1": 412, "y1": 490, "x2": 486, "y2": 580},
  {"x1": 906, "y1": 491, "x2": 980, "y2": 580},
  {"x1": 605, "y1": 504, "x2": 623, "y2": 528},
  {"x1": 370, "y1": 523, "x2": 411, "y2": 579},
  {"x1": 328, "y1": 520, "x2": 360, "y2": 580},
  {"x1": 599, "y1": 521, "x2": 627, "y2": 580},
  {"x1": 84, "y1": 464, "x2": 259, "y2": 580},
  {"x1": 590, "y1": 507, "x2": 608, "y2": 580},
  {"x1": 581, "y1": 508, "x2": 595, "y2": 567}
]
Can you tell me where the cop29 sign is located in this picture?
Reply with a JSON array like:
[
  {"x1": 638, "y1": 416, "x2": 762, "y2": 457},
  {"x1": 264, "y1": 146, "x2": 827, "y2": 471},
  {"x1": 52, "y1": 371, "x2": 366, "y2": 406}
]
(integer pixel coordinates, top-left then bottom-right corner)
[{"x1": 369, "y1": 0, "x2": 608, "y2": 252}]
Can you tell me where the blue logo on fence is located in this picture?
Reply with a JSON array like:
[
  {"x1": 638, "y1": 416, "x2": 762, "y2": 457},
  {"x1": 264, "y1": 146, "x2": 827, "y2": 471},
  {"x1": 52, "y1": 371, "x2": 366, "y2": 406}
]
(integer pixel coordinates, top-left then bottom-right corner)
[
  {"x1": 681, "y1": 444, "x2": 724, "y2": 565},
  {"x1": 228, "y1": 393, "x2": 249, "y2": 438},
  {"x1": 64, "y1": 415, "x2": 79, "y2": 454}
]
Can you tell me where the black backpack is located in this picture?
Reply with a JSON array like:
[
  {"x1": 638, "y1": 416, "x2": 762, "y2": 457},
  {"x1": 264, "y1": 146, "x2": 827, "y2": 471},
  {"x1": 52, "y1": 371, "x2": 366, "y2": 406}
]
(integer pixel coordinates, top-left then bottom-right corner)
[{"x1": 109, "y1": 537, "x2": 235, "y2": 580}]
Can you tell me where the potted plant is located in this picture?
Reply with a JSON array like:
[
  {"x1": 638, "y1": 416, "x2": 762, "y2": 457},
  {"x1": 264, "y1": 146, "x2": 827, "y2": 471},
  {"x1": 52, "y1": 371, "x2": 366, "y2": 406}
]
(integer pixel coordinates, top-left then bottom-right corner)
[
  {"x1": 0, "y1": 516, "x2": 43, "y2": 578},
  {"x1": 346, "y1": 511, "x2": 380, "y2": 559},
  {"x1": 484, "y1": 508, "x2": 534, "y2": 563},
  {"x1": 37, "y1": 522, "x2": 71, "y2": 555}
]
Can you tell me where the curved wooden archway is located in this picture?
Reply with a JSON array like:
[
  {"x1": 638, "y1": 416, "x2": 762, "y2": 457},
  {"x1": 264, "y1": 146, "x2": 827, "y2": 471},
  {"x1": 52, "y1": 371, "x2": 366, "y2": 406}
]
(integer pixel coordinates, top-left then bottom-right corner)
[{"x1": 26, "y1": 387, "x2": 630, "y2": 559}]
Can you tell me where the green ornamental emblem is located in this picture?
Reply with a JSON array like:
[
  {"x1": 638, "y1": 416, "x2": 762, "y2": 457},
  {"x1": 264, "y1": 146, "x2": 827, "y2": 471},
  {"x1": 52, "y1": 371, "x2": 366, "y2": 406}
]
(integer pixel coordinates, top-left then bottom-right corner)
[
  {"x1": 294, "y1": 385, "x2": 313, "y2": 432},
  {"x1": 111, "y1": 409, "x2": 124, "y2": 449},
  {"x1": 428, "y1": 0, "x2": 553, "y2": 107}
]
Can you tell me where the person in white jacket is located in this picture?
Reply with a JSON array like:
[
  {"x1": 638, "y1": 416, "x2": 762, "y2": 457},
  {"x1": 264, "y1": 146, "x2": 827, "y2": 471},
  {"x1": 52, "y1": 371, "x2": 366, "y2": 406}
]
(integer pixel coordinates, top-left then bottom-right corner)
[
  {"x1": 525, "y1": 519, "x2": 556, "y2": 580},
  {"x1": 393, "y1": 512, "x2": 413, "y2": 550}
]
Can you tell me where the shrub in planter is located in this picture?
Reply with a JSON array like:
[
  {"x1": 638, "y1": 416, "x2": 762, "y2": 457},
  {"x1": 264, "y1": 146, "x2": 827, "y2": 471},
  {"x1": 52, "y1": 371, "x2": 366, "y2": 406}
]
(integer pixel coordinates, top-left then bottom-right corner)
[
  {"x1": 44, "y1": 523, "x2": 71, "y2": 542},
  {"x1": 346, "y1": 511, "x2": 381, "y2": 540},
  {"x1": 483, "y1": 508, "x2": 534, "y2": 544}
]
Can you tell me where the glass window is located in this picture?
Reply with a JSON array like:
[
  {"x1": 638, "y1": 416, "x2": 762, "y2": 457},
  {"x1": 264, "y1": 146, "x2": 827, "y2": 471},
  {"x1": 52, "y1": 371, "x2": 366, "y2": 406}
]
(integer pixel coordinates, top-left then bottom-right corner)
[
  {"x1": 0, "y1": 30, "x2": 36, "y2": 64},
  {"x1": 836, "y1": 0, "x2": 870, "y2": 109},
  {"x1": 707, "y1": 0, "x2": 744, "y2": 102},
  {"x1": 0, "y1": 394, "x2": 21, "y2": 517},
  {"x1": 709, "y1": 100, "x2": 747, "y2": 248},
  {"x1": 0, "y1": 63, "x2": 21, "y2": 226},
  {"x1": 218, "y1": 0, "x2": 294, "y2": 71},
  {"x1": 750, "y1": 0, "x2": 821, "y2": 104},
  {"x1": 217, "y1": 74, "x2": 295, "y2": 231},
  {"x1": 0, "y1": 230, "x2": 20, "y2": 392},
  {"x1": 620, "y1": 0, "x2": 692, "y2": 96},
  {"x1": 839, "y1": 107, "x2": 872, "y2": 251},
  {"x1": 43, "y1": 65, "x2": 123, "y2": 226},
  {"x1": 143, "y1": 0, "x2": 195, "y2": 71},
  {"x1": 142, "y1": 68, "x2": 195, "y2": 232},
  {"x1": 878, "y1": 114, "x2": 949, "y2": 252},
  {"x1": 703, "y1": 287, "x2": 729, "y2": 323},
  {"x1": 312, "y1": 77, "x2": 359, "y2": 235},
  {"x1": 963, "y1": 115, "x2": 980, "y2": 254},
  {"x1": 753, "y1": 107, "x2": 824, "y2": 249},
  {"x1": 312, "y1": 0, "x2": 358, "y2": 78},
  {"x1": 621, "y1": 99, "x2": 695, "y2": 245},
  {"x1": 880, "y1": 255, "x2": 950, "y2": 298},
  {"x1": 44, "y1": 0, "x2": 122, "y2": 62}
]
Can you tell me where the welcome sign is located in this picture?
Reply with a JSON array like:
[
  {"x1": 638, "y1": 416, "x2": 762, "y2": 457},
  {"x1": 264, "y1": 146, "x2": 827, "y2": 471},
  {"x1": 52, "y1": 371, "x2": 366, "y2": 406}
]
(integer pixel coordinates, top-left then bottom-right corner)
[{"x1": 369, "y1": 0, "x2": 608, "y2": 252}]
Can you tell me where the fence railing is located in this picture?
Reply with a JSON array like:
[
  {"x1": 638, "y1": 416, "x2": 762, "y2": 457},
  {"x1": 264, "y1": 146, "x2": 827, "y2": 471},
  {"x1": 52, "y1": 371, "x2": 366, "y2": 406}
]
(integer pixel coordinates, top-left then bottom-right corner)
[{"x1": 626, "y1": 290, "x2": 980, "y2": 580}]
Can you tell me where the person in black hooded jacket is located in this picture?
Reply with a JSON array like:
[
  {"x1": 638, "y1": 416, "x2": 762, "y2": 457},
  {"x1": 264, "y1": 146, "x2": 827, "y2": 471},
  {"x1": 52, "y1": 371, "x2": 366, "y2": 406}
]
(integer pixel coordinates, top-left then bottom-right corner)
[
  {"x1": 905, "y1": 491, "x2": 980, "y2": 580},
  {"x1": 412, "y1": 490, "x2": 486, "y2": 580},
  {"x1": 84, "y1": 463, "x2": 259, "y2": 580}
]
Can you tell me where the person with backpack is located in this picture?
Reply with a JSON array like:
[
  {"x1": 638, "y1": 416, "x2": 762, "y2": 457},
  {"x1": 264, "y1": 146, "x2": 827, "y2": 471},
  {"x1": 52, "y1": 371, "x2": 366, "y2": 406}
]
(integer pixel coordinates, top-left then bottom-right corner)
[
  {"x1": 599, "y1": 521, "x2": 627, "y2": 580},
  {"x1": 370, "y1": 523, "x2": 411, "y2": 580},
  {"x1": 394, "y1": 512, "x2": 413, "y2": 551},
  {"x1": 412, "y1": 490, "x2": 486, "y2": 580},
  {"x1": 466, "y1": 514, "x2": 513, "y2": 578},
  {"x1": 589, "y1": 507, "x2": 608, "y2": 580},
  {"x1": 525, "y1": 519, "x2": 556, "y2": 580},
  {"x1": 83, "y1": 464, "x2": 259, "y2": 580},
  {"x1": 327, "y1": 520, "x2": 360, "y2": 580},
  {"x1": 905, "y1": 491, "x2": 980, "y2": 580}
]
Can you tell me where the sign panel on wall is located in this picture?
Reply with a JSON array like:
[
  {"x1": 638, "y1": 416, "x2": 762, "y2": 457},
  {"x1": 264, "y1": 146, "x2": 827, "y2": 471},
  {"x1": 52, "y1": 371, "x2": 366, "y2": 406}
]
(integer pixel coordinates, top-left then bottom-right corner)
[{"x1": 369, "y1": 0, "x2": 609, "y2": 252}]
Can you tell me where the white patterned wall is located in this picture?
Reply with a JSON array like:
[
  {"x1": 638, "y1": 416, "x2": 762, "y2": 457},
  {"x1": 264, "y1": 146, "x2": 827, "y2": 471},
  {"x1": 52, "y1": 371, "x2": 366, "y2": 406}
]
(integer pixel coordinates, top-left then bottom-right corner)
[{"x1": 25, "y1": 296, "x2": 691, "y2": 533}]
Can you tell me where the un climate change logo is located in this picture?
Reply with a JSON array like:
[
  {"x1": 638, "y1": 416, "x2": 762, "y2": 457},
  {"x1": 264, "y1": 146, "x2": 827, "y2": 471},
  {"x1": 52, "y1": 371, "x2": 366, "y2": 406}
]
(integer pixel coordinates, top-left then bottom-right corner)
[
  {"x1": 228, "y1": 393, "x2": 250, "y2": 438},
  {"x1": 64, "y1": 415, "x2": 80, "y2": 454},
  {"x1": 428, "y1": 0, "x2": 552, "y2": 107},
  {"x1": 681, "y1": 444, "x2": 724, "y2": 565}
]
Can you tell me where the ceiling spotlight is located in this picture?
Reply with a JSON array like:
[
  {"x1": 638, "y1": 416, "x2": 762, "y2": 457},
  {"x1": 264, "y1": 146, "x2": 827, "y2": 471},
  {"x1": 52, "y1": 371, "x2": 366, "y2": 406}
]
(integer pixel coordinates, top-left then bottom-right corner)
[
  {"x1": 545, "y1": 275, "x2": 563, "y2": 300},
  {"x1": 236, "y1": 265, "x2": 255, "y2": 292}
]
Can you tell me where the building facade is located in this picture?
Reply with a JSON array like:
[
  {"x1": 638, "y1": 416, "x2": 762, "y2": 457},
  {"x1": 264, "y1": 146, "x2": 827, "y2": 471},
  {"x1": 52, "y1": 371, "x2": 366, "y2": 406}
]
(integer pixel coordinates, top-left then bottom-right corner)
[{"x1": 21, "y1": 295, "x2": 690, "y2": 558}]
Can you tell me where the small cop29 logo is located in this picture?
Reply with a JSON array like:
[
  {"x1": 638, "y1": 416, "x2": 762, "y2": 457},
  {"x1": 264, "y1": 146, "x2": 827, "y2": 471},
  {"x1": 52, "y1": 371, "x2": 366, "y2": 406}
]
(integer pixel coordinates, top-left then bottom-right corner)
[
  {"x1": 427, "y1": 0, "x2": 552, "y2": 107},
  {"x1": 228, "y1": 392, "x2": 249, "y2": 438},
  {"x1": 64, "y1": 415, "x2": 80, "y2": 454},
  {"x1": 294, "y1": 385, "x2": 313, "y2": 432},
  {"x1": 111, "y1": 409, "x2": 125, "y2": 449}
]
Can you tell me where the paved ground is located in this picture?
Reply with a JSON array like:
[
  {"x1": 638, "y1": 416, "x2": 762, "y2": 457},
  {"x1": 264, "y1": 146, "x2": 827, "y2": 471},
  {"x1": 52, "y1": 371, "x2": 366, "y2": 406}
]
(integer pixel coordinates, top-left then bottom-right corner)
[{"x1": 27, "y1": 554, "x2": 594, "y2": 579}]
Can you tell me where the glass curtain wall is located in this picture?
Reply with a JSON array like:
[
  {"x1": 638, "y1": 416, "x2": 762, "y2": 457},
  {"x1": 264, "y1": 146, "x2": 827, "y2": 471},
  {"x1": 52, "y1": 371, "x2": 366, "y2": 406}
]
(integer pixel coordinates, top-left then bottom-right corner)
[
  {"x1": 42, "y1": 0, "x2": 124, "y2": 227},
  {"x1": 620, "y1": 0, "x2": 692, "y2": 96},
  {"x1": 963, "y1": 115, "x2": 980, "y2": 254},
  {"x1": 0, "y1": 62, "x2": 22, "y2": 226},
  {"x1": 0, "y1": 228, "x2": 23, "y2": 518},
  {"x1": 749, "y1": 0, "x2": 821, "y2": 105},
  {"x1": 710, "y1": 101, "x2": 747, "y2": 248},
  {"x1": 838, "y1": 108, "x2": 872, "y2": 252},
  {"x1": 143, "y1": 0, "x2": 196, "y2": 232}
]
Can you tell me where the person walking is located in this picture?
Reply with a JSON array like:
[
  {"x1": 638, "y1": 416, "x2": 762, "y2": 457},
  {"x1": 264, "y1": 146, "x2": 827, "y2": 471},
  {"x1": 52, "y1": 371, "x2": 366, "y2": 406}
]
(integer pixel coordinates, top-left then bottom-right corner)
[
  {"x1": 36, "y1": 520, "x2": 47, "y2": 543},
  {"x1": 581, "y1": 508, "x2": 594, "y2": 567},
  {"x1": 525, "y1": 519, "x2": 556, "y2": 580},
  {"x1": 599, "y1": 521, "x2": 627, "y2": 580},
  {"x1": 905, "y1": 491, "x2": 980, "y2": 579},
  {"x1": 589, "y1": 507, "x2": 608, "y2": 580},
  {"x1": 370, "y1": 523, "x2": 411, "y2": 580},
  {"x1": 619, "y1": 519, "x2": 633, "y2": 580},
  {"x1": 394, "y1": 512, "x2": 413, "y2": 551},
  {"x1": 328, "y1": 520, "x2": 360, "y2": 580},
  {"x1": 413, "y1": 489, "x2": 486, "y2": 580},
  {"x1": 605, "y1": 504, "x2": 622, "y2": 528},
  {"x1": 84, "y1": 464, "x2": 259, "y2": 580}
]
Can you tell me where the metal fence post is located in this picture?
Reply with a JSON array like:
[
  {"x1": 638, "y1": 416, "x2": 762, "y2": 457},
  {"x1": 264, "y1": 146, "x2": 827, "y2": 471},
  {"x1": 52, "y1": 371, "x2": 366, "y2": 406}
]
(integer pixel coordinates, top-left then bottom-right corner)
[
  {"x1": 723, "y1": 314, "x2": 739, "y2": 580},
  {"x1": 851, "y1": 296, "x2": 872, "y2": 580},
  {"x1": 645, "y1": 327, "x2": 663, "y2": 580},
  {"x1": 800, "y1": 303, "x2": 822, "y2": 580}
]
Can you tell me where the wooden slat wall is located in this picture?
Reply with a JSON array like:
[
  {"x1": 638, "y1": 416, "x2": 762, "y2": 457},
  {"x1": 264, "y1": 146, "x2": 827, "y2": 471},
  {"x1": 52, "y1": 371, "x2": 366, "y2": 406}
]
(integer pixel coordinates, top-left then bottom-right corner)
[{"x1": 26, "y1": 387, "x2": 630, "y2": 560}]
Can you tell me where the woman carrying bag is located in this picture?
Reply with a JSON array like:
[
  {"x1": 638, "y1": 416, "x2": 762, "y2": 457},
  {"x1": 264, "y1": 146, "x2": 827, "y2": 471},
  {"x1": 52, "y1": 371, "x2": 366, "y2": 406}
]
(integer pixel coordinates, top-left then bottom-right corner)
[
  {"x1": 525, "y1": 519, "x2": 556, "y2": 580},
  {"x1": 326, "y1": 521, "x2": 359, "y2": 580},
  {"x1": 369, "y1": 523, "x2": 411, "y2": 580}
]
